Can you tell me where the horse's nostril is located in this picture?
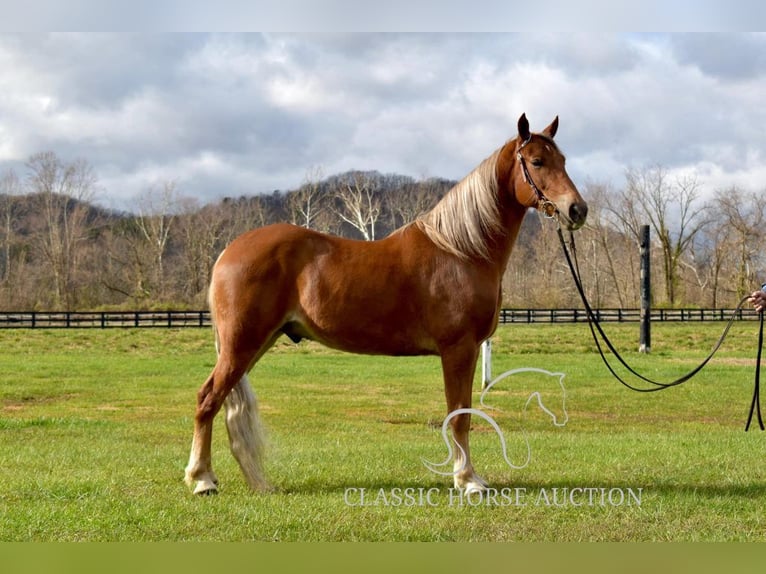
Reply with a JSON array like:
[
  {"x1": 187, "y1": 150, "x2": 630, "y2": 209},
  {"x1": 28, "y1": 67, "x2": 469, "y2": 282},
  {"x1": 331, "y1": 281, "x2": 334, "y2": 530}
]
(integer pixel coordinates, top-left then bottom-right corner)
[{"x1": 569, "y1": 203, "x2": 588, "y2": 225}]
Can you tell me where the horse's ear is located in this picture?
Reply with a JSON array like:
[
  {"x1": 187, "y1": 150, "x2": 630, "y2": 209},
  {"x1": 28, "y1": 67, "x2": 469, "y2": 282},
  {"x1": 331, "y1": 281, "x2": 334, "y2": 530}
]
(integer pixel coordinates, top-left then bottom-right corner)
[
  {"x1": 517, "y1": 113, "x2": 531, "y2": 142},
  {"x1": 543, "y1": 116, "x2": 559, "y2": 139}
]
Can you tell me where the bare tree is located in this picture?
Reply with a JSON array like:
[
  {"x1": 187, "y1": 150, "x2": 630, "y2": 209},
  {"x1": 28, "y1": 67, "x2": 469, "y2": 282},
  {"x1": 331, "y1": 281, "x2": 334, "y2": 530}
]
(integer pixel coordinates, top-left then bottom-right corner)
[
  {"x1": 387, "y1": 177, "x2": 442, "y2": 230},
  {"x1": 331, "y1": 172, "x2": 382, "y2": 240},
  {"x1": 703, "y1": 187, "x2": 766, "y2": 303},
  {"x1": 288, "y1": 166, "x2": 327, "y2": 230},
  {"x1": 13, "y1": 150, "x2": 766, "y2": 312},
  {"x1": 177, "y1": 198, "x2": 230, "y2": 304},
  {"x1": 581, "y1": 181, "x2": 650, "y2": 308},
  {"x1": 0, "y1": 169, "x2": 21, "y2": 287},
  {"x1": 220, "y1": 194, "x2": 276, "y2": 241},
  {"x1": 135, "y1": 181, "x2": 180, "y2": 301},
  {"x1": 26, "y1": 152, "x2": 98, "y2": 309},
  {"x1": 607, "y1": 165, "x2": 709, "y2": 305},
  {"x1": 100, "y1": 218, "x2": 155, "y2": 305}
]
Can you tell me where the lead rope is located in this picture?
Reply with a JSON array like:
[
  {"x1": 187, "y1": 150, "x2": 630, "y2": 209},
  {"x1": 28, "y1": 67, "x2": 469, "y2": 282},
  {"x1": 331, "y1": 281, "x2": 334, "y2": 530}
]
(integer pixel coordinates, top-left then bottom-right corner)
[
  {"x1": 556, "y1": 226, "x2": 764, "y2": 429},
  {"x1": 746, "y1": 311, "x2": 765, "y2": 431}
]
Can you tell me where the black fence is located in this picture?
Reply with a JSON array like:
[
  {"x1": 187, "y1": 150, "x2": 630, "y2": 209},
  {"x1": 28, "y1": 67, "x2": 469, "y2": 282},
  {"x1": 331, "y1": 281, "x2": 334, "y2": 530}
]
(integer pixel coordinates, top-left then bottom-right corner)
[
  {"x1": 0, "y1": 310, "x2": 210, "y2": 329},
  {"x1": 0, "y1": 308, "x2": 758, "y2": 329},
  {"x1": 497, "y1": 307, "x2": 756, "y2": 324}
]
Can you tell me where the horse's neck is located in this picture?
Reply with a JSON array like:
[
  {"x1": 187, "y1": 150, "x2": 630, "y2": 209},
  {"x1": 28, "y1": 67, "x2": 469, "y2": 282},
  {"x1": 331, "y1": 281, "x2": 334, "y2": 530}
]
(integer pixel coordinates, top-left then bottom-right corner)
[
  {"x1": 488, "y1": 209, "x2": 525, "y2": 275},
  {"x1": 487, "y1": 179, "x2": 527, "y2": 272},
  {"x1": 488, "y1": 141, "x2": 529, "y2": 273}
]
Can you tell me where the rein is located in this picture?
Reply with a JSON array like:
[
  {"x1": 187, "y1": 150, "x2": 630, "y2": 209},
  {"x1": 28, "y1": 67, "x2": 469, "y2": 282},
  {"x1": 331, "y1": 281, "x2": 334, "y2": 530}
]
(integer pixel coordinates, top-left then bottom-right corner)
[{"x1": 555, "y1": 226, "x2": 765, "y2": 431}]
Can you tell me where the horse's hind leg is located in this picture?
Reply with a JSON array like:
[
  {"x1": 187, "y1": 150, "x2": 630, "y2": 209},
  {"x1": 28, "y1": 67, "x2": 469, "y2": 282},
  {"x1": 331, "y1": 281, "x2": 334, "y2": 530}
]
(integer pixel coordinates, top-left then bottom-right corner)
[
  {"x1": 185, "y1": 369, "x2": 222, "y2": 494},
  {"x1": 185, "y1": 354, "x2": 247, "y2": 495},
  {"x1": 185, "y1": 332, "x2": 278, "y2": 495}
]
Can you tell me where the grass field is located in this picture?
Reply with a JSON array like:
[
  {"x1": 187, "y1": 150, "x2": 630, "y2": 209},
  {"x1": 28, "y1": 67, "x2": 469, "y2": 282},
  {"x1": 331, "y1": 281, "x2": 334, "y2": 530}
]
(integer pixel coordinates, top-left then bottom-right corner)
[{"x1": 0, "y1": 321, "x2": 765, "y2": 541}]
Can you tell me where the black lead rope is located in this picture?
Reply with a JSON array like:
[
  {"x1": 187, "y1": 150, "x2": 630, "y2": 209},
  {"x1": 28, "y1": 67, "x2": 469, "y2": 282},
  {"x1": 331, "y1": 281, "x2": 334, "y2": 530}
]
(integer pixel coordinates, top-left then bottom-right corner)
[
  {"x1": 746, "y1": 312, "x2": 765, "y2": 431},
  {"x1": 556, "y1": 227, "x2": 764, "y2": 430}
]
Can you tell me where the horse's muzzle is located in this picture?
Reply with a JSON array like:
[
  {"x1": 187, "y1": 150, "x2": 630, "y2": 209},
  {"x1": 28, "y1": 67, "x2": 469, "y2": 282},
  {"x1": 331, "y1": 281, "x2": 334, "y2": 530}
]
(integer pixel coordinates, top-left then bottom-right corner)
[{"x1": 566, "y1": 202, "x2": 588, "y2": 230}]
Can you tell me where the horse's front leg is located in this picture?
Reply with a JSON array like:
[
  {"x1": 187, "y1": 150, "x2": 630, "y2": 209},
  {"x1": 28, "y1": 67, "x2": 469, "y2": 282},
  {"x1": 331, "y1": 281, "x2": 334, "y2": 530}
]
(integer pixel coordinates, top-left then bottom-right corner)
[{"x1": 441, "y1": 340, "x2": 489, "y2": 494}]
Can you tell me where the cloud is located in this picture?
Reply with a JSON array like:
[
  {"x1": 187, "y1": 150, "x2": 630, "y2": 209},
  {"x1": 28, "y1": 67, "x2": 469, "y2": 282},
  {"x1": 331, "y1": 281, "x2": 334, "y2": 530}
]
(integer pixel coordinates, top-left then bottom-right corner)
[
  {"x1": 668, "y1": 33, "x2": 766, "y2": 80},
  {"x1": 1, "y1": 33, "x2": 766, "y2": 211}
]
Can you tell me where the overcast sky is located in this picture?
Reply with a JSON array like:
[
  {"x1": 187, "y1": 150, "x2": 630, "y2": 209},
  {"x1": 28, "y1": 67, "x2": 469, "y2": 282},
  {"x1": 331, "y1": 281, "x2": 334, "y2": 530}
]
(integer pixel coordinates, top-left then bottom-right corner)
[{"x1": 1, "y1": 32, "x2": 765, "y2": 211}]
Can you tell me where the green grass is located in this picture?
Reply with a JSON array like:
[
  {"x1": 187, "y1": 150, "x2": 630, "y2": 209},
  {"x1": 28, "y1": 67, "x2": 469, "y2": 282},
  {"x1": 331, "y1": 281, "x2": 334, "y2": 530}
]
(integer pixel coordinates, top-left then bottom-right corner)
[{"x1": 1, "y1": 322, "x2": 765, "y2": 541}]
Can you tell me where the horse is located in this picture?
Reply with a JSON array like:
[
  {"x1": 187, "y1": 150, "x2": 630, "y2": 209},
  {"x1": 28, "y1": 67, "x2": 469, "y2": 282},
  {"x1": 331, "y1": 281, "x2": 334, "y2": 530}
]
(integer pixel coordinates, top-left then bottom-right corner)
[{"x1": 184, "y1": 113, "x2": 588, "y2": 495}]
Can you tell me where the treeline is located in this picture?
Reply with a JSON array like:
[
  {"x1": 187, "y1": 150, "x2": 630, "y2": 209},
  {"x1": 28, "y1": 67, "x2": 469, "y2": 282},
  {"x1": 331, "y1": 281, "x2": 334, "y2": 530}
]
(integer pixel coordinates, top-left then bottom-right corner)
[{"x1": 1, "y1": 152, "x2": 764, "y2": 311}]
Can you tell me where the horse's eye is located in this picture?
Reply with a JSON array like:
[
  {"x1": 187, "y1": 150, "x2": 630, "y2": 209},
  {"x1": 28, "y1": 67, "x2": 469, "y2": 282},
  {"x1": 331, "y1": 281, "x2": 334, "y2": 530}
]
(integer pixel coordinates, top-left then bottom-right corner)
[{"x1": 531, "y1": 158, "x2": 543, "y2": 168}]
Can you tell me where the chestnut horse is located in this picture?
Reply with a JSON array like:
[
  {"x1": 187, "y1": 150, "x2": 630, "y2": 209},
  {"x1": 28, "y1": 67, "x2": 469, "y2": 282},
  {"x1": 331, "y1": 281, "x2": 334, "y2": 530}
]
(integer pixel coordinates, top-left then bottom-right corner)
[{"x1": 185, "y1": 114, "x2": 588, "y2": 495}]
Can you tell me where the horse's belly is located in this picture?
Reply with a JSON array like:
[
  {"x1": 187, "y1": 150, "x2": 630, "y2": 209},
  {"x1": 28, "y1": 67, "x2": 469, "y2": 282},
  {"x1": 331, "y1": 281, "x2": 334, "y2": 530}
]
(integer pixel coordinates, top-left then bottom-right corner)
[{"x1": 286, "y1": 308, "x2": 438, "y2": 356}]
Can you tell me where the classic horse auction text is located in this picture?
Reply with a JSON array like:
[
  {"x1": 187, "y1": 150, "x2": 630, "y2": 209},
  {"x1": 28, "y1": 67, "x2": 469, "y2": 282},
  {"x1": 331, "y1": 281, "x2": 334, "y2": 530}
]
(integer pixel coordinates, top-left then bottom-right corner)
[{"x1": 343, "y1": 486, "x2": 643, "y2": 508}]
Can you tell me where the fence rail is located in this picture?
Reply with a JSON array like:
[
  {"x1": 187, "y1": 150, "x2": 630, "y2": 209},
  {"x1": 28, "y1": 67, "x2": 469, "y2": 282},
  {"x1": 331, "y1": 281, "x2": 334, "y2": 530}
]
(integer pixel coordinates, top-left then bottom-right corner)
[
  {"x1": 0, "y1": 308, "x2": 758, "y2": 329},
  {"x1": 497, "y1": 307, "x2": 756, "y2": 324},
  {"x1": 0, "y1": 311, "x2": 210, "y2": 329}
]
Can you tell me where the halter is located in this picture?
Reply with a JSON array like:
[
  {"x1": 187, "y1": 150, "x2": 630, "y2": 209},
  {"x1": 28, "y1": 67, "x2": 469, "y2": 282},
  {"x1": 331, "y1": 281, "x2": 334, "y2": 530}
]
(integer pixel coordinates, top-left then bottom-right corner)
[{"x1": 516, "y1": 137, "x2": 559, "y2": 219}]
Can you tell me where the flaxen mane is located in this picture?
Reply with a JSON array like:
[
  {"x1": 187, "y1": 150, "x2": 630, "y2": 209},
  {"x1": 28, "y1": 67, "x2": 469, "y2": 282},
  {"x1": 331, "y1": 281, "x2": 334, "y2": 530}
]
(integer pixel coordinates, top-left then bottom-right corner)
[{"x1": 415, "y1": 144, "x2": 508, "y2": 261}]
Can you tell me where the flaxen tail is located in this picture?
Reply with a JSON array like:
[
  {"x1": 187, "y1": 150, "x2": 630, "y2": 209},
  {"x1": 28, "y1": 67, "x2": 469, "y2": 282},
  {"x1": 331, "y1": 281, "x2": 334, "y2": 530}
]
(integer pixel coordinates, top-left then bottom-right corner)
[{"x1": 223, "y1": 374, "x2": 270, "y2": 490}]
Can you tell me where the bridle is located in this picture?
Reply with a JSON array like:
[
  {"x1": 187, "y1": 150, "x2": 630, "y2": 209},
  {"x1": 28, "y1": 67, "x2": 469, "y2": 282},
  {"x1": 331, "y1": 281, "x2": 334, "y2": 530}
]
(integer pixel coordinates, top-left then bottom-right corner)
[{"x1": 516, "y1": 136, "x2": 559, "y2": 219}]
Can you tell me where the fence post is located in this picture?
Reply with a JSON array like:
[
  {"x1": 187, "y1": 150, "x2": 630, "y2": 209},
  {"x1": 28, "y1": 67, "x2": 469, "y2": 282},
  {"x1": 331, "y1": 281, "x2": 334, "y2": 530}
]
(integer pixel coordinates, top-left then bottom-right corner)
[
  {"x1": 481, "y1": 340, "x2": 491, "y2": 391},
  {"x1": 639, "y1": 224, "x2": 651, "y2": 353}
]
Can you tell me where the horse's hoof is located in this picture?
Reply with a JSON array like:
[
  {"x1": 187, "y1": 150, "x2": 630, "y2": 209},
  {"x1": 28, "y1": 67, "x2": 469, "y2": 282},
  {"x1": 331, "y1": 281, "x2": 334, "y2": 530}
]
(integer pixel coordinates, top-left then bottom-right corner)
[
  {"x1": 455, "y1": 474, "x2": 489, "y2": 493},
  {"x1": 196, "y1": 487, "x2": 219, "y2": 496},
  {"x1": 191, "y1": 479, "x2": 219, "y2": 495},
  {"x1": 464, "y1": 481, "x2": 488, "y2": 495}
]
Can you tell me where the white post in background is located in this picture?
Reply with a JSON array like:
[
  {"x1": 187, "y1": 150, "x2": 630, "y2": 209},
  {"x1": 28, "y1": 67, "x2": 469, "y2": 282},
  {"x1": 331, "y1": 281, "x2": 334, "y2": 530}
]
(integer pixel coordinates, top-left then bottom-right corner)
[{"x1": 481, "y1": 339, "x2": 491, "y2": 390}]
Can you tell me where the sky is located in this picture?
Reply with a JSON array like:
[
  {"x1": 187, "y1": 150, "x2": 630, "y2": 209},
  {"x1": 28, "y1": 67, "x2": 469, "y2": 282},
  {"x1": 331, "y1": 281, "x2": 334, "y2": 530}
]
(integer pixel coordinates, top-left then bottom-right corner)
[{"x1": 1, "y1": 32, "x2": 766, "y2": 211}]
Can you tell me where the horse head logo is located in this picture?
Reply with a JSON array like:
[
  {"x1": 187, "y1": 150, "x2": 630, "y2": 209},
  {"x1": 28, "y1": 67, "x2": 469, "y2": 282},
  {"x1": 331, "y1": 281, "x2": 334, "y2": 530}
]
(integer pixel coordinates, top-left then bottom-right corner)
[{"x1": 423, "y1": 367, "x2": 568, "y2": 476}]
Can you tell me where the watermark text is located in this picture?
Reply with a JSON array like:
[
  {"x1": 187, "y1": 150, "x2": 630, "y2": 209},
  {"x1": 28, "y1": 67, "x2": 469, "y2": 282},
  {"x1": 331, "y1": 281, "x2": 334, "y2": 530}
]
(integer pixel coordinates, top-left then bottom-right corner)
[{"x1": 343, "y1": 486, "x2": 642, "y2": 508}]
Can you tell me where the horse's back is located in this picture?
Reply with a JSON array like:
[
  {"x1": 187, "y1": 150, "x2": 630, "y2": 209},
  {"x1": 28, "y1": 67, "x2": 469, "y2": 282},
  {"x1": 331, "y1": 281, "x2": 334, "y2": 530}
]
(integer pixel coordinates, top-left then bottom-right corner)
[
  {"x1": 211, "y1": 224, "x2": 417, "y2": 352},
  {"x1": 215, "y1": 223, "x2": 391, "y2": 287}
]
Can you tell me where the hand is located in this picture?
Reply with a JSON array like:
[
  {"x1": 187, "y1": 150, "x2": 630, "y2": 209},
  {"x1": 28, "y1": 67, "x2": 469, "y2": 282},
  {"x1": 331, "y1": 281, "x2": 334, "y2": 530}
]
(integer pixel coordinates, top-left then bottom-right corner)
[{"x1": 749, "y1": 290, "x2": 766, "y2": 313}]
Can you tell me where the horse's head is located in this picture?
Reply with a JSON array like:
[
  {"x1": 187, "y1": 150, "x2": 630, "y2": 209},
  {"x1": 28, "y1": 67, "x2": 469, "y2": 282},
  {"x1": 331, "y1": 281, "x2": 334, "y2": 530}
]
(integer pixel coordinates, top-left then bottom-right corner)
[{"x1": 507, "y1": 113, "x2": 588, "y2": 231}]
